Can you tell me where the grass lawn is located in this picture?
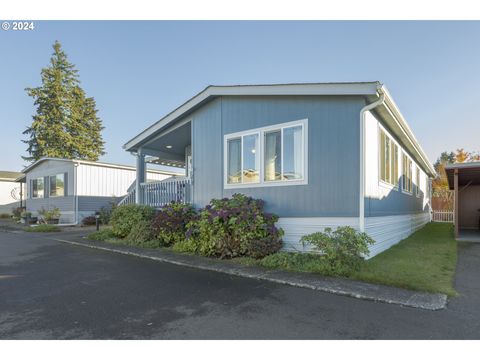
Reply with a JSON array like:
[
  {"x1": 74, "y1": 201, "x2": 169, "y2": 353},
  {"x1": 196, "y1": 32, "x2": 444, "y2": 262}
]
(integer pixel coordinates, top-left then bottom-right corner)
[
  {"x1": 351, "y1": 223, "x2": 457, "y2": 296},
  {"x1": 238, "y1": 223, "x2": 458, "y2": 296}
]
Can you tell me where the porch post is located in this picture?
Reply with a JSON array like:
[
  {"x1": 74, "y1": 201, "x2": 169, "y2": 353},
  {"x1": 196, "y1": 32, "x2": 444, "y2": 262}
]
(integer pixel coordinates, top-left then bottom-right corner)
[
  {"x1": 454, "y1": 169, "x2": 459, "y2": 238},
  {"x1": 135, "y1": 149, "x2": 146, "y2": 204}
]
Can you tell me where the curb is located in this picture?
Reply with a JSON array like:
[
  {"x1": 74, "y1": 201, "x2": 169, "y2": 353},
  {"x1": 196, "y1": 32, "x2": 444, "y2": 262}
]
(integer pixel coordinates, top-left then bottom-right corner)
[{"x1": 52, "y1": 236, "x2": 448, "y2": 311}]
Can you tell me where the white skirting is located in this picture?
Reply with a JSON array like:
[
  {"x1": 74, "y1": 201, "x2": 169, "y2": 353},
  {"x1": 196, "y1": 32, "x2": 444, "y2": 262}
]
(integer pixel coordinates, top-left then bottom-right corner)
[
  {"x1": 277, "y1": 212, "x2": 430, "y2": 257},
  {"x1": 277, "y1": 217, "x2": 359, "y2": 252},
  {"x1": 365, "y1": 213, "x2": 430, "y2": 257}
]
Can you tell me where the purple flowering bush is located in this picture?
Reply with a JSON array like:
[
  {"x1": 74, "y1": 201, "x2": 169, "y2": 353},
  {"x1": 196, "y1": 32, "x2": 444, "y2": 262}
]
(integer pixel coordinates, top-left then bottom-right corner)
[
  {"x1": 152, "y1": 202, "x2": 197, "y2": 246},
  {"x1": 184, "y1": 194, "x2": 283, "y2": 259}
]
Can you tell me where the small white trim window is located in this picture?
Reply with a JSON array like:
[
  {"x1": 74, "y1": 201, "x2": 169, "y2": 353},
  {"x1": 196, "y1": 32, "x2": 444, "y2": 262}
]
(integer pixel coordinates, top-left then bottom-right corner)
[
  {"x1": 402, "y1": 152, "x2": 413, "y2": 194},
  {"x1": 379, "y1": 127, "x2": 399, "y2": 188},
  {"x1": 224, "y1": 119, "x2": 308, "y2": 188},
  {"x1": 31, "y1": 177, "x2": 44, "y2": 198}
]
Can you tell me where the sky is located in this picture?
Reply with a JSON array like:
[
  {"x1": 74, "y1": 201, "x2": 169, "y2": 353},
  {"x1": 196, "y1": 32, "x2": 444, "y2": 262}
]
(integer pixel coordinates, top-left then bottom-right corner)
[{"x1": 0, "y1": 21, "x2": 479, "y2": 171}]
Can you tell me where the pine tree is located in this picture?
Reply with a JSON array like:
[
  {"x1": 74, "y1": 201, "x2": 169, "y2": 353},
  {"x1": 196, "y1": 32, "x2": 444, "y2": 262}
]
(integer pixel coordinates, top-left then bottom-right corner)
[{"x1": 23, "y1": 41, "x2": 105, "y2": 162}]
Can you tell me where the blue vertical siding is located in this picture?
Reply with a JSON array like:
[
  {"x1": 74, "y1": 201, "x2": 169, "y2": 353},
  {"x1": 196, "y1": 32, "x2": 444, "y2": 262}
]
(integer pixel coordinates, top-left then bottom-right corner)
[
  {"x1": 365, "y1": 189, "x2": 428, "y2": 216},
  {"x1": 192, "y1": 95, "x2": 365, "y2": 217},
  {"x1": 191, "y1": 98, "x2": 224, "y2": 206}
]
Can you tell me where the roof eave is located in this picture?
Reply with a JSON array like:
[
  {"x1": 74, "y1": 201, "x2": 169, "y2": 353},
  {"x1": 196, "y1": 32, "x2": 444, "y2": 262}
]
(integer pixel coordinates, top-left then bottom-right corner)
[{"x1": 123, "y1": 82, "x2": 382, "y2": 152}]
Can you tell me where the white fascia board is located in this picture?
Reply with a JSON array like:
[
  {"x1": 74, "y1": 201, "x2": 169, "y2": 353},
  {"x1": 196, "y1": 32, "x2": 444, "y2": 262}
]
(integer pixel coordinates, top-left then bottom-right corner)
[
  {"x1": 379, "y1": 87, "x2": 436, "y2": 177},
  {"x1": 123, "y1": 82, "x2": 381, "y2": 152}
]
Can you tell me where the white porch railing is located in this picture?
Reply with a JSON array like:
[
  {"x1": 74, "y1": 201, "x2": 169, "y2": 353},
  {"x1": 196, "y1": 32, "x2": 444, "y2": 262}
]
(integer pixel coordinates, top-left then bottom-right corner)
[
  {"x1": 118, "y1": 190, "x2": 136, "y2": 206},
  {"x1": 432, "y1": 210, "x2": 454, "y2": 223},
  {"x1": 143, "y1": 177, "x2": 191, "y2": 207},
  {"x1": 118, "y1": 177, "x2": 192, "y2": 208}
]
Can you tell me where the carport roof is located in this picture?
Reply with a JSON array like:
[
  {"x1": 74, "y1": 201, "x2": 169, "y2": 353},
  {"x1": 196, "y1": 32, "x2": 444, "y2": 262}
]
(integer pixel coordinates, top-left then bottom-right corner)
[
  {"x1": 445, "y1": 162, "x2": 480, "y2": 189},
  {"x1": 0, "y1": 171, "x2": 23, "y2": 182}
]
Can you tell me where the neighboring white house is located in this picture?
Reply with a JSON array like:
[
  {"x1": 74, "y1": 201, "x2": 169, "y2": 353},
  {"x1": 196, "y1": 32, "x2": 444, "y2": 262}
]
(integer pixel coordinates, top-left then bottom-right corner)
[
  {"x1": 0, "y1": 171, "x2": 24, "y2": 214},
  {"x1": 23, "y1": 158, "x2": 183, "y2": 224}
]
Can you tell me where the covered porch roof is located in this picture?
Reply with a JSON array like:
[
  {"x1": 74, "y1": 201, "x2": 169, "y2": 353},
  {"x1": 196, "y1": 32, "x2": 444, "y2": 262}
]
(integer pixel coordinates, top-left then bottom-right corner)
[{"x1": 445, "y1": 162, "x2": 480, "y2": 189}]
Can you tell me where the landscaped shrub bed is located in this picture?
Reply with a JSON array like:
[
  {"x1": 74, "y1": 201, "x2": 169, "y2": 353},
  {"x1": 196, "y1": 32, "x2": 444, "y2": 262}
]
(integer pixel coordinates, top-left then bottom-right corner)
[
  {"x1": 182, "y1": 194, "x2": 283, "y2": 259},
  {"x1": 92, "y1": 194, "x2": 284, "y2": 259}
]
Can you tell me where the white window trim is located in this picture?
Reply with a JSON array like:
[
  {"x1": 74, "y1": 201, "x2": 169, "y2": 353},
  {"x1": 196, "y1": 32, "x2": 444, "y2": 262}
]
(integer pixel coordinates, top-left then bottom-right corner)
[
  {"x1": 224, "y1": 118, "x2": 308, "y2": 189},
  {"x1": 49, "y1": 173, "x2": 65, "y2": 198},
  {"x1": 31, "y1": 177, "x2": 45, "y2": 199},
  {"x1": 377, "y1": 124, "x2": 400, "y2": 191}
]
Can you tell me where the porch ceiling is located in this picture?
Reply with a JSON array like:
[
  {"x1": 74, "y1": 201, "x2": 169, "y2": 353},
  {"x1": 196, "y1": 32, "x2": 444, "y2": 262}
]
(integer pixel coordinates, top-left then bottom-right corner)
[{"x1": 141, "y1": 122, "x2": 191, "y2": 158}]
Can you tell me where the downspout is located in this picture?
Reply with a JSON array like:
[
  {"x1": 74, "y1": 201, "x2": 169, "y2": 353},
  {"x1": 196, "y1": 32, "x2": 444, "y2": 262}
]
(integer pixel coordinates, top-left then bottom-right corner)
[
  {"x1": 73, "y1": 162, "x2": 79, "y2": 225},
  {"x1": 359, "y1": 87, "x2": 385, "y2": 233}
]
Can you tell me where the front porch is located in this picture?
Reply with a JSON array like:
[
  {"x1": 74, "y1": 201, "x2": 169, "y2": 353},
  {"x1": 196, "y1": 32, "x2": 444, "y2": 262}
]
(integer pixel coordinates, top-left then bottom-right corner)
[{"x1": 121, "y1": 120, "x2": 192, "y2": 208}]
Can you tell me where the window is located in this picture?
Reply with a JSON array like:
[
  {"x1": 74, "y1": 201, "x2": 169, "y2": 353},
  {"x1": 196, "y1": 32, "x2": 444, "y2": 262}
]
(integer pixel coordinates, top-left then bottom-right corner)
[
  {"x1": 402, "y1": 153, "x2": 412, "y2": 193},
  {"x1": 49, "y1": 173, "x2": 65, "y2": 197},
  {"x1": 225, "y1": 119, "x2": 307, "y2": 187},
  {"x1": 415, "y1": 167, "x2": 420, "y2": 197},
  {"x1": 31, "y1": 177, "x2": 44, "y2": 198},
  {"x1": 379, "y1": 128, "x2": 399, "y2": 187},
  {"x1": 226, "y1": 134, "x2": 259, "y2": 184}
]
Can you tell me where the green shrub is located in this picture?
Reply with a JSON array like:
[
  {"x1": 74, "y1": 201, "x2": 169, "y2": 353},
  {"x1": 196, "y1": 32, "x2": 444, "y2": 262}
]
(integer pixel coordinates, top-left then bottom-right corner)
[
  {"x1": 88, "y1": 229, "x2": 115, "y2": 241},
  {"x1": 82, "y1": 215, "x2": 97, "y2": 226},
  {"x1": 0, "y1": 213, "x2": 11, "y2": 219},
  {"x1": 152, "y1": 202, "x2": 197, "y2": 246},
  {"x1": 187, "y1": 194, "x2": 283, "y2": 259},
  {"x1": 87, "y1": 228, "x2": 116, "y2": 241},
  {"x1": 109, "y1": 204, "x2": 155, "y2": 238},
  {"x1": 99, "y1": 198, "x2": 117, "y2": 225},
  {"x1": 25, "y1": 224, "x2": 61, "y2": 232},
  {"x1": 12, "y1": 207, "x2": 24, "y2": 220},
  {"x1": 125, "y1": 220, "x2": 160, "y2": 248},
  {"x1": 38, "y1": 207, "x2": 61, "y2": 221},
  {"x1": 172, "y1": 238, "x2": 200, "y2": 254},
  {"x1": 301, "y1": 226, "x2": 374, "y2": 276},
  {"x1": 259, "y1": 252, "x2": 331, "y2": 273}
]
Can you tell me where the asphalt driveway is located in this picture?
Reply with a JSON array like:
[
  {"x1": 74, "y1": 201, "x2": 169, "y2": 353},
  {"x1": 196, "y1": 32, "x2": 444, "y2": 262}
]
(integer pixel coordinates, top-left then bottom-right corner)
[{"x1": 0, "y1": 229, "x2": 479, "y2": 339}]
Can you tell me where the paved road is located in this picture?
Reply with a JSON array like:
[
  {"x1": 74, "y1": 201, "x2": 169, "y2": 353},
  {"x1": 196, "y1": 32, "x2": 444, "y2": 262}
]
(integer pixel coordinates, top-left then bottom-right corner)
[{"x1": 0, "y1": 230, "x2": 479, "y2": 339}]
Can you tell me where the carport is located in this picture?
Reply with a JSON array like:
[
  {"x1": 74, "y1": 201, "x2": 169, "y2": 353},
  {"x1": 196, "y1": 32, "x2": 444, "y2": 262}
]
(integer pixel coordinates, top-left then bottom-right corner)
[{"x1": 446, "y1": 162, "x2": 480, "y2": 241}]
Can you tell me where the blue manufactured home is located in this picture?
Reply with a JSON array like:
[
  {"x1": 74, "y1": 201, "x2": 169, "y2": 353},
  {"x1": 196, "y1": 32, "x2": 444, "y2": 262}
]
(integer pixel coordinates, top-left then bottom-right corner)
[{"x1": 123, "y1": 82, "x2": 435, "y2": 257}]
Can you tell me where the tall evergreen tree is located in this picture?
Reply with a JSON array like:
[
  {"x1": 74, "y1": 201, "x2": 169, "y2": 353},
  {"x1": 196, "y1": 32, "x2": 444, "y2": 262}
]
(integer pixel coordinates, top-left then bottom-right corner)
[{"x1": 23, "y1": 41, "x2": 105, "y2": 162}]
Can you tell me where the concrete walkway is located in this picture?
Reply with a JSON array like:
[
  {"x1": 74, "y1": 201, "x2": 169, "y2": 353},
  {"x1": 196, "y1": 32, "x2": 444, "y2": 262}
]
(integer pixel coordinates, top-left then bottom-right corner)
[{"x1": 50, "y1": 232, "x2": 447, "y2": 311}]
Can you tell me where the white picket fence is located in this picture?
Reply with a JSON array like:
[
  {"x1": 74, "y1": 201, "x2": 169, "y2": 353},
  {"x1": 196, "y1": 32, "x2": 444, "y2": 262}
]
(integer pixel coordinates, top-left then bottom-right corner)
[{"x1": 432, "y1": 210, "x2": 454, "y2": 223}]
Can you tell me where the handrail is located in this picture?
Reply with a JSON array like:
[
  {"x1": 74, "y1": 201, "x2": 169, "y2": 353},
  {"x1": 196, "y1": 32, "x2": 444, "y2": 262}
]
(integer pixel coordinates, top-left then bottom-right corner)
[{"x1": 119, "y1": 176, "x2": 191, "y2": 207}]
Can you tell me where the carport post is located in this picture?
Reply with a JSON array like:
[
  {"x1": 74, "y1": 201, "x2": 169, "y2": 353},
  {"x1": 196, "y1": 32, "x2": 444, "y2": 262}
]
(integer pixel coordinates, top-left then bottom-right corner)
[{"x1": 454, "y1": 169, "x2": 459, "y2": 238}]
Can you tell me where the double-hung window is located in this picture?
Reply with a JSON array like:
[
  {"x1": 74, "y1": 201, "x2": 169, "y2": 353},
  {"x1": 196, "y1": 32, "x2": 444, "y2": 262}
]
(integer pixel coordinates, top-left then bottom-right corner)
[
  {"x1": 402, "y1": 153, "x2": 412, "y2": 193},
  {"x1": 49, "y1": 173, "x2": 65, "y2": 197},
  {"x1": 225, "y1": 119, "x2": 307, "y2": 187},
  {"x1": 31, "y1": 177, "x2": 44, "y2": 198},
  {"x1": 379, "y1": 128, "x2": 399, "y2": 187}
]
